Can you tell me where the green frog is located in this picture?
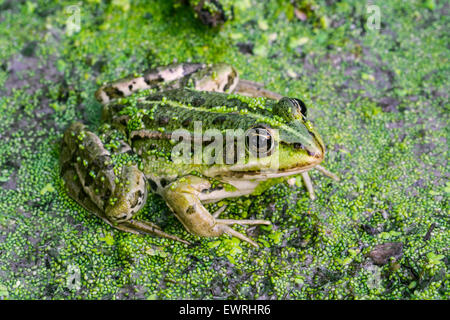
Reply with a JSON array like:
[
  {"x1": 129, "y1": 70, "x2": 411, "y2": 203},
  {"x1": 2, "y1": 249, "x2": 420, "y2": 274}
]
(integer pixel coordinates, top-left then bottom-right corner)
[{"x1": 60, "y1": 63, "x2": 338, "y2": 248}]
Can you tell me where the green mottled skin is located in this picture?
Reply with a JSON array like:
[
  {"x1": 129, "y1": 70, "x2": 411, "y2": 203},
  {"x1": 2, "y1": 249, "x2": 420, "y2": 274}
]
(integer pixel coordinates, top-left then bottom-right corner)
[
  {"x1": 1, "y1": 0, "x2": 447, "y2": 300},
  {"x1": 106, "y1": 88, "x2": 324, "y2": 178},
  {"x1": 60, "y1": 63, "x2": 327, "y2": 247}
]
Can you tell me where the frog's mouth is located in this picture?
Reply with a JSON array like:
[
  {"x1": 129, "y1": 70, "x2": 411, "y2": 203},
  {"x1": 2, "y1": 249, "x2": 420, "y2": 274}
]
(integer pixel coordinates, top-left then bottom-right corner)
[
  {"x1": 271, "y1": 160, "x2": 322, "y2": 176},
  {"x1": 244, "y1": 159, "x2": 324, "y2": 180},
  {"x1": 257, "y1": 138, "x2": 325, "y2": 178},
  {"x1": 210, "y1": 154, "x2": 324, "y2": 180},
  {"x1": 204, "y1": 135, "x2": 325, "y2": 180}
]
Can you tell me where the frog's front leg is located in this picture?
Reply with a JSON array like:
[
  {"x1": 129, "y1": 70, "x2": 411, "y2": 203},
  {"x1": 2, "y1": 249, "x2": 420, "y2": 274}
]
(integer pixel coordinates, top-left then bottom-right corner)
[
  {"x1": 161, "y1": 175, "x2": 270, "y2": 248},
  {"x1": 60, "y1": 122, "x2": 189, "y2": 245},
  {"x1": 289, "y1": 167, "x2": 340, "y2": 200}
]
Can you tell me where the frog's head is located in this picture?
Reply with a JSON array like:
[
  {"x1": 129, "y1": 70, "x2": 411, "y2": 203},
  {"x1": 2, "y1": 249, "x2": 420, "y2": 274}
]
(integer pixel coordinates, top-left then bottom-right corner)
[
  {"x1": 220, "y1": 97, "x2": 325, "y2": 179},
  {"x1": 269, "y1": 97, "x2": 325, "y2": 175},
  {"x1": 105, "y1": 166, "x2": 148, "y2": 223}
]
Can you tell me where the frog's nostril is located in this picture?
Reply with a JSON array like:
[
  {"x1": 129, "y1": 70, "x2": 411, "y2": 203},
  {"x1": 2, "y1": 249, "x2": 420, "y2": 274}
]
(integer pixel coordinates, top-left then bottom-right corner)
[
  {"x1": 293, "y1": 143, "x2": 321, "y2": 158},
  {"x1": 293, "y1": 143, "x2": 304, "y2": 150},
  {"x1": 309, "y1": 150, "x2": 320, "y2": 158}
]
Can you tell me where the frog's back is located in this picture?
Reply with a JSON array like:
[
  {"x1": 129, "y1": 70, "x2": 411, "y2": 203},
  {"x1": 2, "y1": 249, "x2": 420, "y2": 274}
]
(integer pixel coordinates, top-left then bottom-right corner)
[
  {"x1": 100, "y1": 89, "x2": 277, "y2": 185},
  {"x1": 104, "y1": 88, "x2": 277, "y2": 133}
]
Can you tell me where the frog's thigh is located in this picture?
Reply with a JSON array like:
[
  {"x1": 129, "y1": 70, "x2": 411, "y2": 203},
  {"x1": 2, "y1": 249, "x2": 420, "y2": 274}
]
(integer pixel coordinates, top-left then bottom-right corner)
[
  {"x1": 95, "y1": 63, "x2": 206, "y2": 103},
  {"x1": 234, "y1": 79, "x2": 283, "y2": 100}
]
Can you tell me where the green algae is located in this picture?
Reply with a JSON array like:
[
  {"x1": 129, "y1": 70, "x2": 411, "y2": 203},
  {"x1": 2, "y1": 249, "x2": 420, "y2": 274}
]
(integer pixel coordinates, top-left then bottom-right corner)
[{"x1": 0, "y1": 0, "x2": 448, "y2": 300}]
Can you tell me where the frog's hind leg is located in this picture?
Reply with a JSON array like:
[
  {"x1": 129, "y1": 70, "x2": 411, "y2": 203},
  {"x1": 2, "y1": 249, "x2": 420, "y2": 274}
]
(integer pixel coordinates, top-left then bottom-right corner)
[
  {"x1": 60, "y1": 165, "x2": 110, "y2": 222},
  {"x1": 60, "y1": 123, "x2": 112, "y2": 218},
  {"x1": 95, "y1": 63, "x2": 206, "y2": 104},
  {"x1": 62, "y1": 167, "x2": 188, "y2": 244},
  {"x1": 234, "y1": 79, "x2": 283, "y2": 100},
  {"x1": 60, "y1": 122, "x2": 189, "y2": 245}
]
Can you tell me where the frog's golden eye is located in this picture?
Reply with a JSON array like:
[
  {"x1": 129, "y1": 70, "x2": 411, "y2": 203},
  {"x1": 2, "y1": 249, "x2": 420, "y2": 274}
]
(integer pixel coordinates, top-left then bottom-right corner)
[
  {"x1": 245, "y1": 125, "x2": 275, "y2": 157},
  {"x1": 273, "y1": 97, "x2": 307, "y2": 121}
]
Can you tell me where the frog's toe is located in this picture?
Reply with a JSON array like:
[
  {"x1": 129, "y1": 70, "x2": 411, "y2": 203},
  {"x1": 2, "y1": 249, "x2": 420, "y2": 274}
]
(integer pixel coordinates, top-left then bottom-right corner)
[
  {"x1": 212, "y1": 205, "x2": 227, "y2": 218},
  {"x1": 300, "y1": 171, "x2": 316, "y2": 200},
  {"x1": 119, "y1": 219, "x2": 191, "y2": 245},
  {"x1": 216, "y1": 219, "x2": 271, "y2": 226},
  {"x1": 219, "y1": 225, "x2": 260, "y2": 248},
  {"x1": 216, "y1": 219, "x2": 272, "y2": 248},
  {"x1": 315, "y1": 165, "x2": 340, "y2": 181}
]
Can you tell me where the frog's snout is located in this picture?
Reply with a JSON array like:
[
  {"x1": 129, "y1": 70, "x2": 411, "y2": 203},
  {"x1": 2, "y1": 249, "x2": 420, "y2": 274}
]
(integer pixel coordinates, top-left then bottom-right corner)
[
  {"x1": 304, "y1": 144, "x2": 324, "y2": 160},
  {"x1": 305, "y1": 121, "x2": 326, "y2": 164},
  {"x1": 308, "y1": 135, "x2": 325, "y2": 165},
  {"x1": 293, "y1": 140, "x2": 324, "y2": 166}
]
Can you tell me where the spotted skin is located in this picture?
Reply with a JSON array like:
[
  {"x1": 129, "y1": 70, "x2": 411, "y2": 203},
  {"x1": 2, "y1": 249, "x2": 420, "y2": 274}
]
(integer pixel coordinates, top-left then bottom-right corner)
[{"x1": 61, "y1": 63, "x2": 338, "y2": 248}]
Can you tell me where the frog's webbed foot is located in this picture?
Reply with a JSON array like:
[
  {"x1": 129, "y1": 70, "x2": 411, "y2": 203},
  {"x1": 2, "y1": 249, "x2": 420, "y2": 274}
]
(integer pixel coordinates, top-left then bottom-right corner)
[
  {"x1": 295, "y1": 166, "x2": 340, "y2": 200},
  {"x1": 162, "y1": 176, "x2": 270, "y2": 248}
]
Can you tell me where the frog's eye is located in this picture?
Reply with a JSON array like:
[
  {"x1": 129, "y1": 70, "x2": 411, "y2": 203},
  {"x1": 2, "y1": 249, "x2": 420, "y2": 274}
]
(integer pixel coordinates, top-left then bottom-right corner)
[
  {"x1": 273, "y1": 97, "x2": 307, "y2": 121},
  {"x1": 245, "y1": 125, "x2": 275, "y2": 157}
]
